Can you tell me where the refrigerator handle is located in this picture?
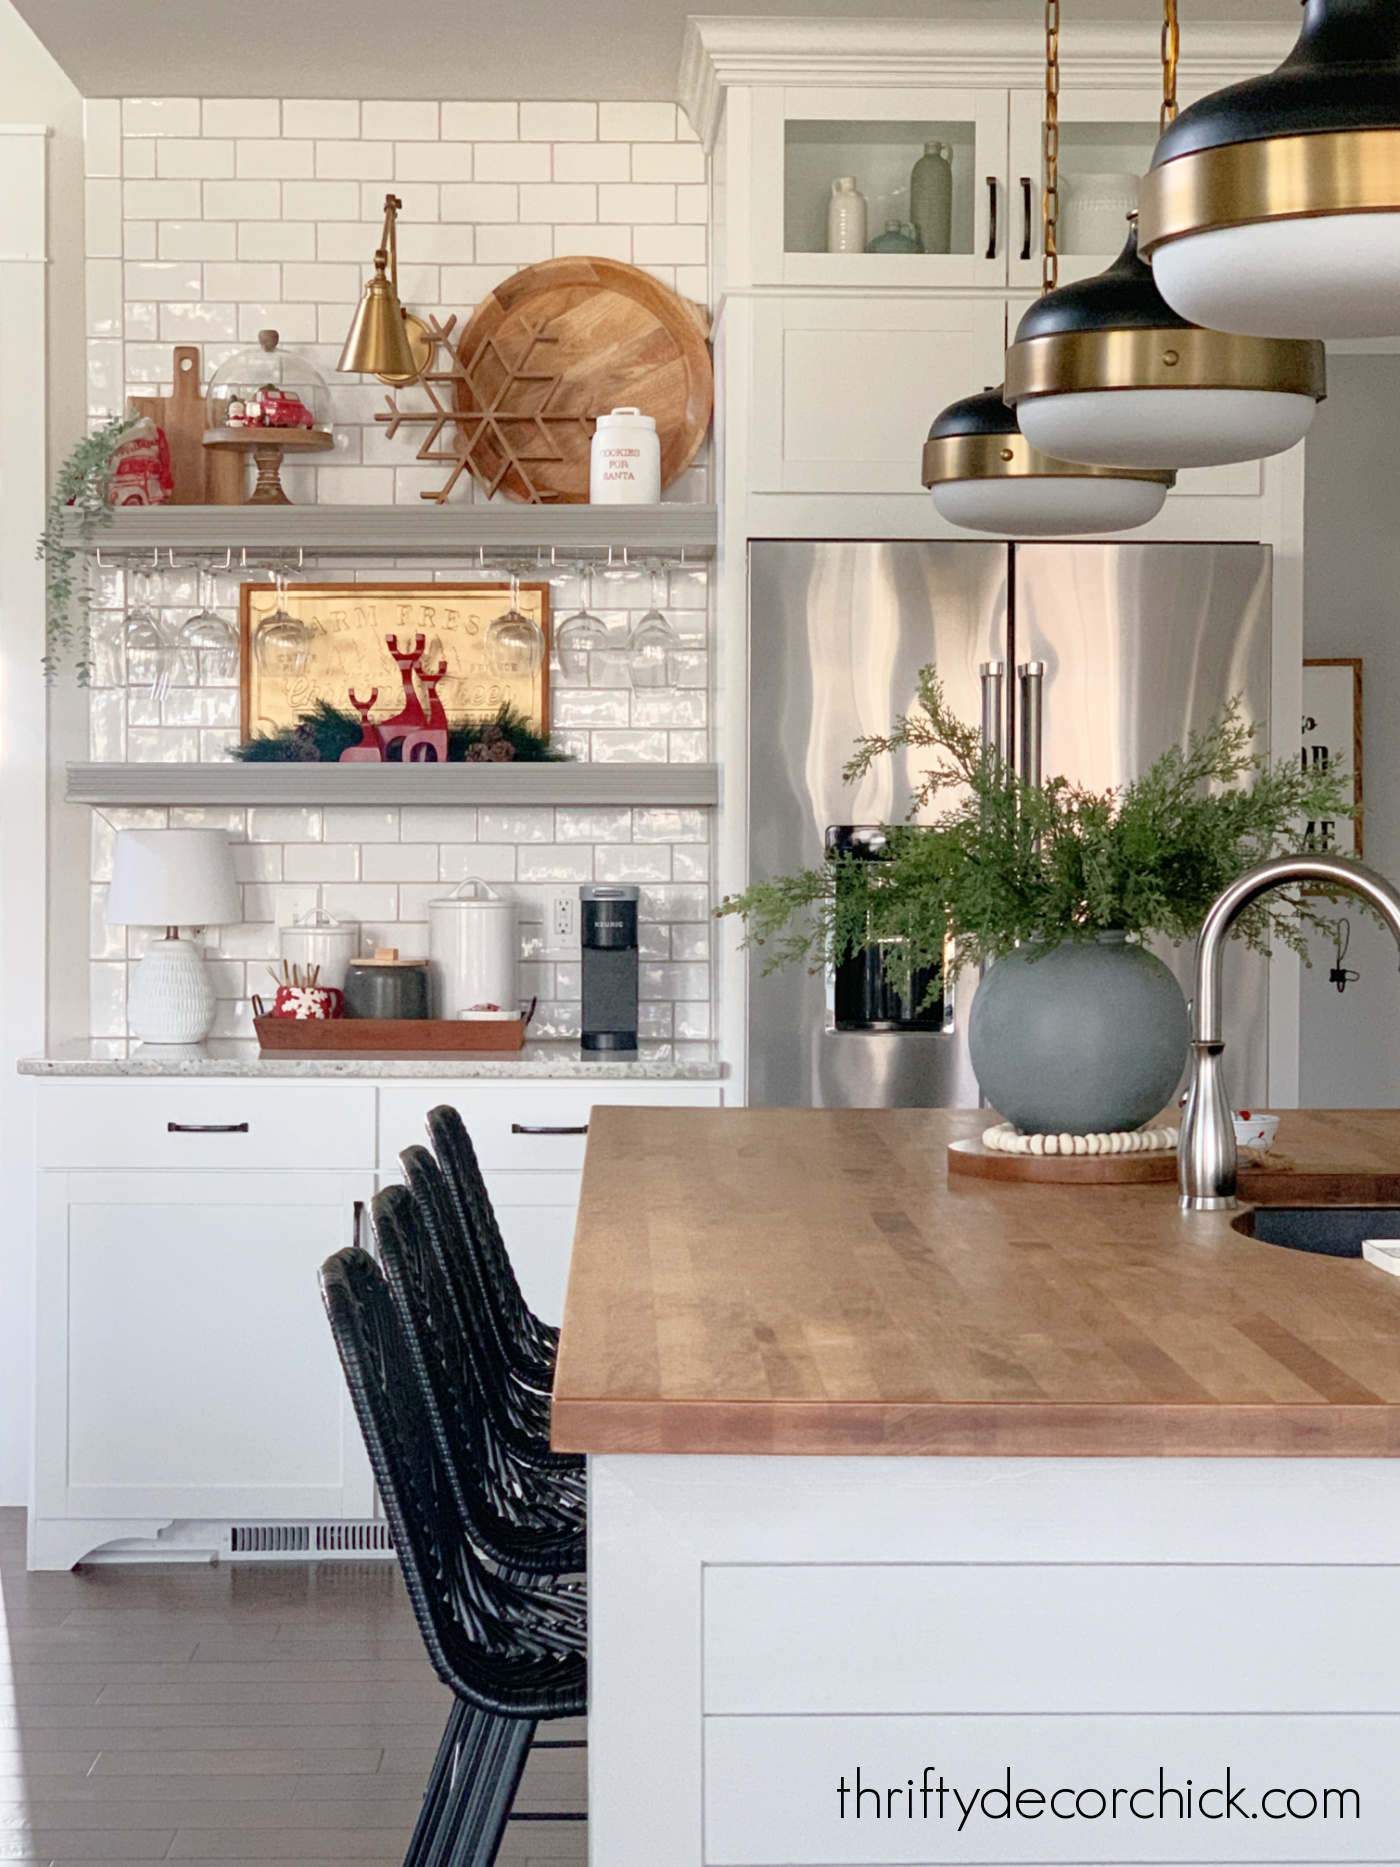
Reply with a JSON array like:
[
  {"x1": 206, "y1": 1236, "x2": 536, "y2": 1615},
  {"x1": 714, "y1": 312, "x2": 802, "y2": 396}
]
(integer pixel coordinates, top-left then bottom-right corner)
[
  {"x1": 979, "y1": 661, "x2": 1005, "y2": 761},
  {"x1": 1017, "y1": 661, "x2": 1045, "y2": 789}
]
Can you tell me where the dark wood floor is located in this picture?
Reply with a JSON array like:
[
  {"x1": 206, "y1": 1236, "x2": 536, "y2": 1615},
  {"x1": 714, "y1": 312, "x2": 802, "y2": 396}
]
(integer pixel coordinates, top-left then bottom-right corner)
[{"x1": 0, "y1": 1509, "x2": 586, "y2": 1866}]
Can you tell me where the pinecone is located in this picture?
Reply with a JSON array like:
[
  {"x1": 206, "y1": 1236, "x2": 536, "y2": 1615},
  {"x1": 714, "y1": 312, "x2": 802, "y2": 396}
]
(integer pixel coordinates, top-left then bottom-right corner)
[{"x1": 283, "y1": 721, "x2": 321, "y2": 761}]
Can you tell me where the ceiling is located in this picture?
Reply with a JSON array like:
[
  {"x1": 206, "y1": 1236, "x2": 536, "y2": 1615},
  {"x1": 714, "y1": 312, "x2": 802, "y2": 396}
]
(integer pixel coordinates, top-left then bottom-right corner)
[{"x1": 17, "y1": 0, "x2": 1301, "y2": 102}]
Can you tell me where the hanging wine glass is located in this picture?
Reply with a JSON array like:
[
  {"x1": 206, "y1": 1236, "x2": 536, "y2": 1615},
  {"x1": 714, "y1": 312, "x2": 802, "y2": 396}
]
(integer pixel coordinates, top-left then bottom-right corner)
[
  {"x1": 554, "y1": 564, "x2": 609, "y2": 684},
  {"x1": 252, "y1": 571, "x2": 313, "y2": 679},
  {"x1": 486, "y1": 572, "x2": 544, "y2": 679},
  {"x1": 627, "y1": 564, "x2": 679, "y2": 691},
  {"x1": 123, "y1": 560, "x2": 176, "y2": 700},
  {"x1": 177, "y1": 560, "x2": 239, "y2": 680}
]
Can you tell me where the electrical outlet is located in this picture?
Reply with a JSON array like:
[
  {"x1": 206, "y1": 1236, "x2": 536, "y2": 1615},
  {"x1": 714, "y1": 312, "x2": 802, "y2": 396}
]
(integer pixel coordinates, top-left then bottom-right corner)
[{"x1": 542, "y1": 889, "x2": 579, "y2": 958}]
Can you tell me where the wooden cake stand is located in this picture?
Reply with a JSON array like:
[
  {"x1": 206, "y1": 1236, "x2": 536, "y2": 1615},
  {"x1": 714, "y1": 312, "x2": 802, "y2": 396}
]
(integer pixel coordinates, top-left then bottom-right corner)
[
  {"x1": 203, "y1": 427, "x2": 334, "y2": 505},
  {"x1": 947, "y1": 1135, "x2": 1179, "y2": 1185}
]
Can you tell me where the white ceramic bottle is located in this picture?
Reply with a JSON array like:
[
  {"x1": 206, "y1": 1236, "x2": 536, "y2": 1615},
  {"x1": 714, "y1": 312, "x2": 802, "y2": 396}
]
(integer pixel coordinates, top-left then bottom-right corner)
[
  {"x1": 827, "y1": 177, "x2": 868, "y2": 254},
  {"x1": 590, "y1": 407, "x2": 661, "y2": 504}
]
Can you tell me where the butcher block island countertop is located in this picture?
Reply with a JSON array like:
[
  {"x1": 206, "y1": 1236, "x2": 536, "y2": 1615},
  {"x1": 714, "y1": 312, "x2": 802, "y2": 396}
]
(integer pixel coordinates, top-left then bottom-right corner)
[{"x1": 552, "y1": 1105, "x2": 1400, "y2": 1460}]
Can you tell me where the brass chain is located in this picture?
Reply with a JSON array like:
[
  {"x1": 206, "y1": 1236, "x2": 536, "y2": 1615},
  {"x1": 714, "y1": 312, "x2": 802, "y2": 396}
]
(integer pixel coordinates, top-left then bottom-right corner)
[
  {"x1": 1042, "y1": 0, "x2": 1060, "y2": 294},
  {"x1": 1160, "y1": 0, "x2": 1179, "y2": 133}
]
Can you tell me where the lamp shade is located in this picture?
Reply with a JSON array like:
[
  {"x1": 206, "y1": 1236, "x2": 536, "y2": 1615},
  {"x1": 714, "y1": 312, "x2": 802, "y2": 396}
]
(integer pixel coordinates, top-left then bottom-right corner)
[
  {"x1": 1004, "y1": 227, "x2": 1325, "y2": 469},
  {"x1": 107, "y1": 830, "x2": 241, "y2": 928},
  {"x1": 1138, "y1": 0, "x2": 1400, "y2": 338},
  {"x1": 338, "y1": 256, "x2": 418, "y2": 379},
  {"x1": 922, "y1": 387, "x2": 1174, "y2": 536}
]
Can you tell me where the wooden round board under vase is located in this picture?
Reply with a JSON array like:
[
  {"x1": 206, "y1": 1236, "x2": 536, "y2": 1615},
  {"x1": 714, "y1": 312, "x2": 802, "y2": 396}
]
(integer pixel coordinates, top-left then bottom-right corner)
[
  {"x1": 452, "y1": 256, "x2": 713, "y2": 504},
  {"x1": 948, "y1": 1136, "x2": 1178, "y2": 1185}
]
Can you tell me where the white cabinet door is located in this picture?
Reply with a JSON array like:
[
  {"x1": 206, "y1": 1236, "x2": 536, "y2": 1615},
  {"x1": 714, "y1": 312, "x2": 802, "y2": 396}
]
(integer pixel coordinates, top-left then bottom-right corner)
[
  {"x1": 750, "y1": 293, "x2": 1007, "y2": 495},
  {"x1": 748, "y1": 86, "x2": 1012, "y2": 289},
  {"x1": 35, "y1": 1170, "x2": 377, "y2": 1525}
]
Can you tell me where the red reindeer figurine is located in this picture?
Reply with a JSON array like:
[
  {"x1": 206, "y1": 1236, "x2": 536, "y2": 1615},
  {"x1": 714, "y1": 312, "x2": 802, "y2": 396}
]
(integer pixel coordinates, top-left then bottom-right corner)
[
  {"x1": 376, "y1": 634, "x2": 429, "y2": 759},
  {"x1": 339, "y1": 688, "x2": 383, "y2": 763},
  {"x1": 402, "y1": 657, "x2": 449, "y2": 764}
]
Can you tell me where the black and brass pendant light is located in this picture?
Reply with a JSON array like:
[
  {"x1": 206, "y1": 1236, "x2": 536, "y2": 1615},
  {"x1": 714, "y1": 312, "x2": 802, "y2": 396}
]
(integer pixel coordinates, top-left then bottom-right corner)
[
  {"x1": 922, "y1": 0, "x2": 1174, "y2": 534},
  {"x1": 1003, "y1": 0, "x2": 1327, "y2": 471},
  {"x1": 1138, "y1": 0, "x2": 1400, "y2": 339}
]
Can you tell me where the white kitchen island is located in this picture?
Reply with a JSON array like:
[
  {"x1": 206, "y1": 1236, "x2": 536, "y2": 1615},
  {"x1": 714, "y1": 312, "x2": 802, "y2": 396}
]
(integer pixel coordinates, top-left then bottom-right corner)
[{"x1": 554, "y1": 1106, "x2": 1400, "y2": 1867}]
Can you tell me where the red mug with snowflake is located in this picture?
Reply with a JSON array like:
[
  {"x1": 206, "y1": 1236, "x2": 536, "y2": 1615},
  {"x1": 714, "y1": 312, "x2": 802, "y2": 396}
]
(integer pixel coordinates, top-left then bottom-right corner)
[{"x1": 271, "y1": 984, "x2": 344, "y2": 1020}]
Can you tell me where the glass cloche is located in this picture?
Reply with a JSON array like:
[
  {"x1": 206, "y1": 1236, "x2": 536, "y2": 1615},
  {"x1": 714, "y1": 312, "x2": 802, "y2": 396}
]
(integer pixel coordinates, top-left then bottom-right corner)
[{"x1": 206, "y1": 329, "x2": 332, "y2": 436}]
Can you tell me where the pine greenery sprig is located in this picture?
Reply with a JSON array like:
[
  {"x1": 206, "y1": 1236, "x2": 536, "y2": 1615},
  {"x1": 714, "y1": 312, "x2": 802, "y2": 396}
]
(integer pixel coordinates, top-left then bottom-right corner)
[
  {"x1": 37, "y1": 414, "x2": 129, "y2": 684},
  {"x1": 720, "y1": 667, "x2": 1355, "y2": 979},
  {"x1": 231, "y1": 699, "x2": 565, "y2": 764}
]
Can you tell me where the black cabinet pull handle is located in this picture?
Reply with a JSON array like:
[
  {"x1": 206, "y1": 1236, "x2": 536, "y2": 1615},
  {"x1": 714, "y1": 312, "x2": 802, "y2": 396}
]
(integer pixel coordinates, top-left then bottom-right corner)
[
  {"x1": 511, "y1": 1123, "x2": 589, "y2": 1136},
  {"x1": 166, "y1": 1121, "x2": 249, "y2": 1134},
  {"x1": 985, "y1": 176, "x2": 999, "y2": 259},
  {"x1": 1020, "y1": 176, "x2": 1033, "y2": 260},
  {"x1": 353, "y1": 1200, "x2": 366, "y2": 1251}
]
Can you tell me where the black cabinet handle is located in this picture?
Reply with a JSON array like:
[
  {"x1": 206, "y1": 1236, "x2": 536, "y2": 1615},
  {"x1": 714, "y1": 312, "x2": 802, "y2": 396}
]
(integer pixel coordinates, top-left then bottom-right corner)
[
  {"x1": 166, "y1": 1121, "x2": 249, "y2": 1134},
  {"x1": 353, "y1": 1199, "x2": 366, "y2": 1250},
  {"x1": 1020, "y1": 176, "x2": 1033, "y2": 260},
  {"x1": 511, "y1": 1123, "x2": 589, "y2": 1136},
  {"x1": 985, "y1": 177, "x2": 999, "y2": 259}
]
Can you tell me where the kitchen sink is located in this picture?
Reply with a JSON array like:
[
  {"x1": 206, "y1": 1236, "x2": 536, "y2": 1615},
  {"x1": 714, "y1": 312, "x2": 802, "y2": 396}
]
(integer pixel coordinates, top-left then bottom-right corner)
[{"x1": 1234, "y1": 1207, "x2": 1400, "y2": 1258}]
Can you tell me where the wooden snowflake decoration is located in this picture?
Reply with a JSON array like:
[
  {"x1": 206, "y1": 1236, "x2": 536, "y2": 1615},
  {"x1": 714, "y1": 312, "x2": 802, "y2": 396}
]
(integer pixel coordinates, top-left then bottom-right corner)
[{"x1": 375, "y1": 314, "x2": 594, "y2": 505}]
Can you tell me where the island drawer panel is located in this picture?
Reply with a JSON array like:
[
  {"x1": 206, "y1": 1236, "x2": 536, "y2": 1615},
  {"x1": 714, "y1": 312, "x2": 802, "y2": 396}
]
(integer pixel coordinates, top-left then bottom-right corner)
[
  {"x1": 702, "y1": 1711, "x2": 1395, "y2": 1865},
  {"x1": 702, "y1": 1564, "x2": 1400, "y2": 1714},
  {"x1": 36, "y1": 1081, "x2": 376, "y2": 1170},
  {"x1": 377, "y1": 1081, "x2": 723, "y2": 1172}
]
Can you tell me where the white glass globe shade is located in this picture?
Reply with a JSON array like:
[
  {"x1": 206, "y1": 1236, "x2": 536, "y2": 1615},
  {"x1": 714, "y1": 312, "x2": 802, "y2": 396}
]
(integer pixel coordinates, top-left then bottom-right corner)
[
  {"x1": 1151, "y1": 214, "x2": 1400, "y2": 340},
  {"x1": 931, "y1": 476, "x2": 1167, "y2": 537},
  {"x1": 1018, "y1": 387, "x2": 1317, "y2": 470}
]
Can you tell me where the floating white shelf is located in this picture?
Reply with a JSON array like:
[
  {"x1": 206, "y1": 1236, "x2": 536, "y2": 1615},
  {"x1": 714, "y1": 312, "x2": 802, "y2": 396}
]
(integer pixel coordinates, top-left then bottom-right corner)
[
  {"x1": 66, "y1": 761, "x2": 720, "y2": 809},
  {"x1": 61, "y1": 504, "x2": 718, "y2": 560}
]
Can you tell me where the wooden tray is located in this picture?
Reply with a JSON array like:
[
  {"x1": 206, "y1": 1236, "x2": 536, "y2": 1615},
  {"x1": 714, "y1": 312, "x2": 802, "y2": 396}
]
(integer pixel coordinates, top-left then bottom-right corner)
[
  {"x1": 255, "y1": 1016, "x2": 528, "y2": 1053},
  {"x1": 452, "y1": 256, "x2": 713, "y2": 504},
  {"x1": 947, "y1": 1136, "x2": 1178, "y2": 1185}
]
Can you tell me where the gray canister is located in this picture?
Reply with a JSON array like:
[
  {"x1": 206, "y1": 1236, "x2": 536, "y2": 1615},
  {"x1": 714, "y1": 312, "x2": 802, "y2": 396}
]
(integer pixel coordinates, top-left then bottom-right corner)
[{"x1": 343, "y1": 948, "x2": 430, "y2": 1019}]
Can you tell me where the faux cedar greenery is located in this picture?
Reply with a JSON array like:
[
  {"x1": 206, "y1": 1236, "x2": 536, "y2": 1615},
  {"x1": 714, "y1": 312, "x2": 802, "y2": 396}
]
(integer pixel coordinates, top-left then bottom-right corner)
[
  {"x1": 720, "y1": 667, "x2": 1355, "y2": 982},
  {"x1": 230, "y1": 699, "x2": 565, "y2": 764},
  {"x1": 38, "y1": 414, "x2": 128, "y2": 683}
]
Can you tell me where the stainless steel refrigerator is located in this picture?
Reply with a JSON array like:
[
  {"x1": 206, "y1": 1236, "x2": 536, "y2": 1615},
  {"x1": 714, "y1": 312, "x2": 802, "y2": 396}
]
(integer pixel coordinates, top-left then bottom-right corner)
[{"x1": 747, "y1": 540, "x2": 1273, "y2": 1110}]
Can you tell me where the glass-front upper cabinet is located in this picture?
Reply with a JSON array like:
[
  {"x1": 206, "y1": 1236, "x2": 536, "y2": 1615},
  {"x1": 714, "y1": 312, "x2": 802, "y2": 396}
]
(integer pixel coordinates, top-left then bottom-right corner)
[
  {"x1": 746, "y1": 87, "x2": 1014, "y2": 289},
  {"x1": 1007, "y1": 88, "x2": 1168, "y2": 291}
]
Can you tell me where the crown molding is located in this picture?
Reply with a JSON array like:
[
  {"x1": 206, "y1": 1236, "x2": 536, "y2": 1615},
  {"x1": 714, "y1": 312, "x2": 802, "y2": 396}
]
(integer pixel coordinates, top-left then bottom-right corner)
[{"x1": 678, "y1": 18, "x2": 1296, "y2": 150}]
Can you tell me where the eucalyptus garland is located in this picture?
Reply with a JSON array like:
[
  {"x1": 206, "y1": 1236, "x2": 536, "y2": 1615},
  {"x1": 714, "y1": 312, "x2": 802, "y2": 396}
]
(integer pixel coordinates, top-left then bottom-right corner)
[
  {"x1": 231, "y1": 699, "x2": 566, "y2": 764},
  {"x1": 37, "y1": 414, "x2": 129, "y2": 683}
]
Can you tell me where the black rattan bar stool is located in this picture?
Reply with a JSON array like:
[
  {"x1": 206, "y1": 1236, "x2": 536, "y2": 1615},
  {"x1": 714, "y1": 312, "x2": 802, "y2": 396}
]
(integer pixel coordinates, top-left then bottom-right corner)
[
  {"x1": 425, "y1": 1104, "x2": 560, "y2": 1387},
  {"x1": 320, "y1": 1245, "x2": 586, "y2": 1867},
  {"x1": 374, "y1": 1181, "x2": 585, "y2": 1576}
]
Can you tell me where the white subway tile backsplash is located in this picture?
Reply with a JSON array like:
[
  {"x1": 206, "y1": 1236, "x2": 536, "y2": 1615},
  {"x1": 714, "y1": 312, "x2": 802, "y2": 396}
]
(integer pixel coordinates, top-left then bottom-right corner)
[
  {"x1": 90, "y1": 963, "x2": 128, "y2": 1039},
  {"x1": 86, "y1": 180, "x2": 123, "y2": 257},
  {"x1": 85, "y1": 100, "x2": 122, "y2": 178},
  {"x1": 554, "y1": 224, "x2": 630, "y2": 263},
  {"x1": 672, "y1": 846, "x2": 710, "y2": 882},
  {"x1": 595, "y1": 845, "x2": 671, "y2": 884},
  {"x1": 283, "y1": 99, "x2": 360, "y2": 139},
  {"x1": 475, "y1": 225, "x2": 553, "y2": 265},
  {"x1": 236, "y1": 139, "x2": 315, "y2": 179},
  {"x1": 237, "y1": 222, "x2": 315, "y2": 262},
  {"x1": 203, "y1": 178, "x2": 282, "y2": 219},
  {"x1": 440, "y1": 182, "x2": 518, "y2": 223},
  {"x1": 125, "y1": 179, "x2": 201, "y2": 219},
  {"x1": 642, "y1": 885, "x2": 711, "y2": 921},
  {"x1": 237, "y1": 301, "x2": 317, "y2": 342},
  {"x1": 599, "y1": 183, "x2": 676, "y2": 224},
  {"x1": 158, "y1": 302, "x2": 238, "y2": 342},
  {"x1": 316, "y1": 140, "x2": 395, "y2": 181},
  {"x1": 362, "y1": 844, "x2": 439, "y2": 884},
  {"x1": 321, "y1": 807, "x2": 401, "y2": 843},
  {"x1": 476, "y1": 143, "x2": 552, "y2": 184},
  {"x1": 517, "y1": 846, "x2": 594, "y2": 884},
  {"x1": 668, "y1": 730, "x2": 709, "y2": 762},
  {"x1": 203, "y1": 99, "x2": 280, "y2": 139},
  {"x1": 87, "y1": 260, "x2": 122, "y2": 337},
  {"x1": 284, "y1": 179, "x2": 362, "y2": 219},
  {"x1": 633, "y1": 225, "x2": 707, "y2": 266},
  {"x1": 157, "y1": 139, "x2": 235, "y2": 179},
  {"x1": 556, "y1": 807, "x2": 631, "y2": 844},
  {"x1": 671, "y1": 924, "x2": 711, "y2": 961},
  {"x1": 590, "y1": 731, "x2": 670, "y2": 762},
  {"x1": 600, "y1": 102, "x2": 677, "y2": 142},
  {"x1": 520, "y1": 182, "x2": 596, "y2": 221},
  {"x1": 124, "y1": 97, "x2": 200, "y2": 137},
  {"x1": 396, "y1": 143, "x2": 475, "y2": 182},
  {"x1": 442, "y1": 845, "x2": 517, "y2": 883},
  {"x1": 675, "y1": 1002, "x2": 712, "y2": 1039},
  {"x1": 159, "y1": 219, "x2": 237, "y2": 260},
  {"x1": 248, "y1": 807, "x2": 324, "y2": 843},
  {"x1": 632, "y1": 142, "x2": 706, "y2": 185},
  {"x1": 124, "y1": 222, "x2": 157, "y2": 259},
  {"x1": 520, "y1": 102, "x2": 596, "y2": 142},
  {"x1": 478, "y1": 807, "x2": 553, "y2": 844},
  {"x1": 281, "y1": 261, "x2": 363, "y2": 300},
  {"x1": 556, "y1": 144, "x2": 630, "y2": 183},
  {"x1": 363, "y1": 100, "x2": 439, "y2": 141},
  {"x1": 203, "y1": 261, "x2": 283, "y2": 300},
  {"x1": 320, "y1": 882, "x2": 403, "y2": 923},
  {"x1": 123, "y1": 140, "x2": 157, "y2": 179},
  {"x1": 442, "y1": 102, "x2": 518, "y2": 140}
]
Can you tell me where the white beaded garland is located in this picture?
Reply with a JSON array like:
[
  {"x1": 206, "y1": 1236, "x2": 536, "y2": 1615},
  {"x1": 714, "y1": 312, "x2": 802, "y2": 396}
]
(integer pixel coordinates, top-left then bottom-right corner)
[{"x1": 983, "y1": 1122, "x2": 1178, "y2": 1157}]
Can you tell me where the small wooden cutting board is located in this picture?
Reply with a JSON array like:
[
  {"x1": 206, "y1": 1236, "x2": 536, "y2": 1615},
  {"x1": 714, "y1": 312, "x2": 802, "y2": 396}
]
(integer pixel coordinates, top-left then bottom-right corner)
[{"x1": 130, "y1": 345, "x2": 243, "y2": 505}]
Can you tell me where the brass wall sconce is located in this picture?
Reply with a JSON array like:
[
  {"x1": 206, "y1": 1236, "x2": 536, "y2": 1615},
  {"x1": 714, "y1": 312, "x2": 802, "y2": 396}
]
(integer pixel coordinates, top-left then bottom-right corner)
[{"x1": 337, "y1": 193, "x2": 433, "y2": 385}]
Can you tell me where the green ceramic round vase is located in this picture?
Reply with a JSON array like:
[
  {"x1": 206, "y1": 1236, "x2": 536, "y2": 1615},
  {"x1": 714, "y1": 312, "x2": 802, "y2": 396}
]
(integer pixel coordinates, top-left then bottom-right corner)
[{"x1": 967, "y1": 931, "x2": 1189, "y2": 1135}]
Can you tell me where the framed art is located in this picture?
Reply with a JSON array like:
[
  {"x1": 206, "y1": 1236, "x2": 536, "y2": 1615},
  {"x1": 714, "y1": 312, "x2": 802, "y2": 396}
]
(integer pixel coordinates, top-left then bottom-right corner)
[
  {"x1": 239, "y1": 582, "x2": 550, "y2": 741},
  {"x1": 1302, "y1": 657, "x2": 1363, "y2": 858}
]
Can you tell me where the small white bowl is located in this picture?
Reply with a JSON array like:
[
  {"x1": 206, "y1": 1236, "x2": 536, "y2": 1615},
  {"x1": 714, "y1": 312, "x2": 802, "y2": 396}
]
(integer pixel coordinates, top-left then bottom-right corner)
[{"x1": 1233, "y1": 1111, "x2": 1280, "y2": 1152}]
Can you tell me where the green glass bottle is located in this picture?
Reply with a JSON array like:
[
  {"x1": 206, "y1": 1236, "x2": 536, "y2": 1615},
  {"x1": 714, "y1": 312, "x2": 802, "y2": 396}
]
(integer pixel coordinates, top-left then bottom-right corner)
[{"x1": 910, "y1": 141, "x2": 953, "y2": 254}]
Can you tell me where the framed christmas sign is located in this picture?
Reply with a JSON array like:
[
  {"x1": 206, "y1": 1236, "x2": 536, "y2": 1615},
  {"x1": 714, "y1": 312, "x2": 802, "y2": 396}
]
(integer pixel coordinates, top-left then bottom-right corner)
[
  {"x1": 1302, "y1": 657, "x2": 1363, "y2": 859},
  {"x1": 239, "y1": 581, "x2": 550, "y2": 742}
]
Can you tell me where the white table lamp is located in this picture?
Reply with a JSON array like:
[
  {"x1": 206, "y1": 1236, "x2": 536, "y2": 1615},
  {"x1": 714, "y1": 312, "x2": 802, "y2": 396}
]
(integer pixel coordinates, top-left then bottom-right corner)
[{"x1": 106, "y1": 829, "x2": 242, "y2": 1043}]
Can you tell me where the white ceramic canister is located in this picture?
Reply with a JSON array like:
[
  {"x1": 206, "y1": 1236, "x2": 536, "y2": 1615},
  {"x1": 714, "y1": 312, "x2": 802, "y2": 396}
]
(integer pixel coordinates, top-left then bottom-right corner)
[
  {"x1": 278, "y1": 907, "x2": 361, "y2": 992},
  {"x1": 1059, "y1": 171, "x2": 1139, "y2": 253},
  {"x1": 589, "y1": 407, "x2": 661, "y2": 504},
  {"x1": 827, "y1": 176, "x2": 868, "y2": 254},
  {"x1": 428, "y1": 879, "x2": 519, "y2": 1019}
]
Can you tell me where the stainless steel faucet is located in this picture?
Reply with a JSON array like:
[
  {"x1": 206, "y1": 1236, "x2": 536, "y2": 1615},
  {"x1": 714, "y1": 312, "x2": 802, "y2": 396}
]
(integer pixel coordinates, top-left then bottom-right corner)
[{"x1": 1179, "y1": 853, "x2": 1400, "y2": 1210}]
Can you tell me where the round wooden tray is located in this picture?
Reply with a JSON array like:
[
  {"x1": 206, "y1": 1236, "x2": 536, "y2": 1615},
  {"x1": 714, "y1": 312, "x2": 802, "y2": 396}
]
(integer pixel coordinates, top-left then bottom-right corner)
[
  {"x1": 452, "y1": 256, "x2": 713, "y2": 504},
  {"x1": 948, "y1": 1136, "x2": 1178, "y2": 1185}
]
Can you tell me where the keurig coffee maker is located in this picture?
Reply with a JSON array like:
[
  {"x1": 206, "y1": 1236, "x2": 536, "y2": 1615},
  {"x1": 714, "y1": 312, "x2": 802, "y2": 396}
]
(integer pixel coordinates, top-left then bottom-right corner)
[{"x1": 580, "y1": 884, "x2": 639, "y2": 1051}]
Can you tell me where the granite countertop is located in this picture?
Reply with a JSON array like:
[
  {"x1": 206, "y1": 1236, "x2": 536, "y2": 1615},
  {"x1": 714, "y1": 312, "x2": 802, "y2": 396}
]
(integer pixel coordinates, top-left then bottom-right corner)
[
  {"x1": 555, "y1": 1105, "x2": 1400, "y2": 1459},
  {"x1": 19, "y1": 1039, "x2": 725, "y2": 1080}
]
